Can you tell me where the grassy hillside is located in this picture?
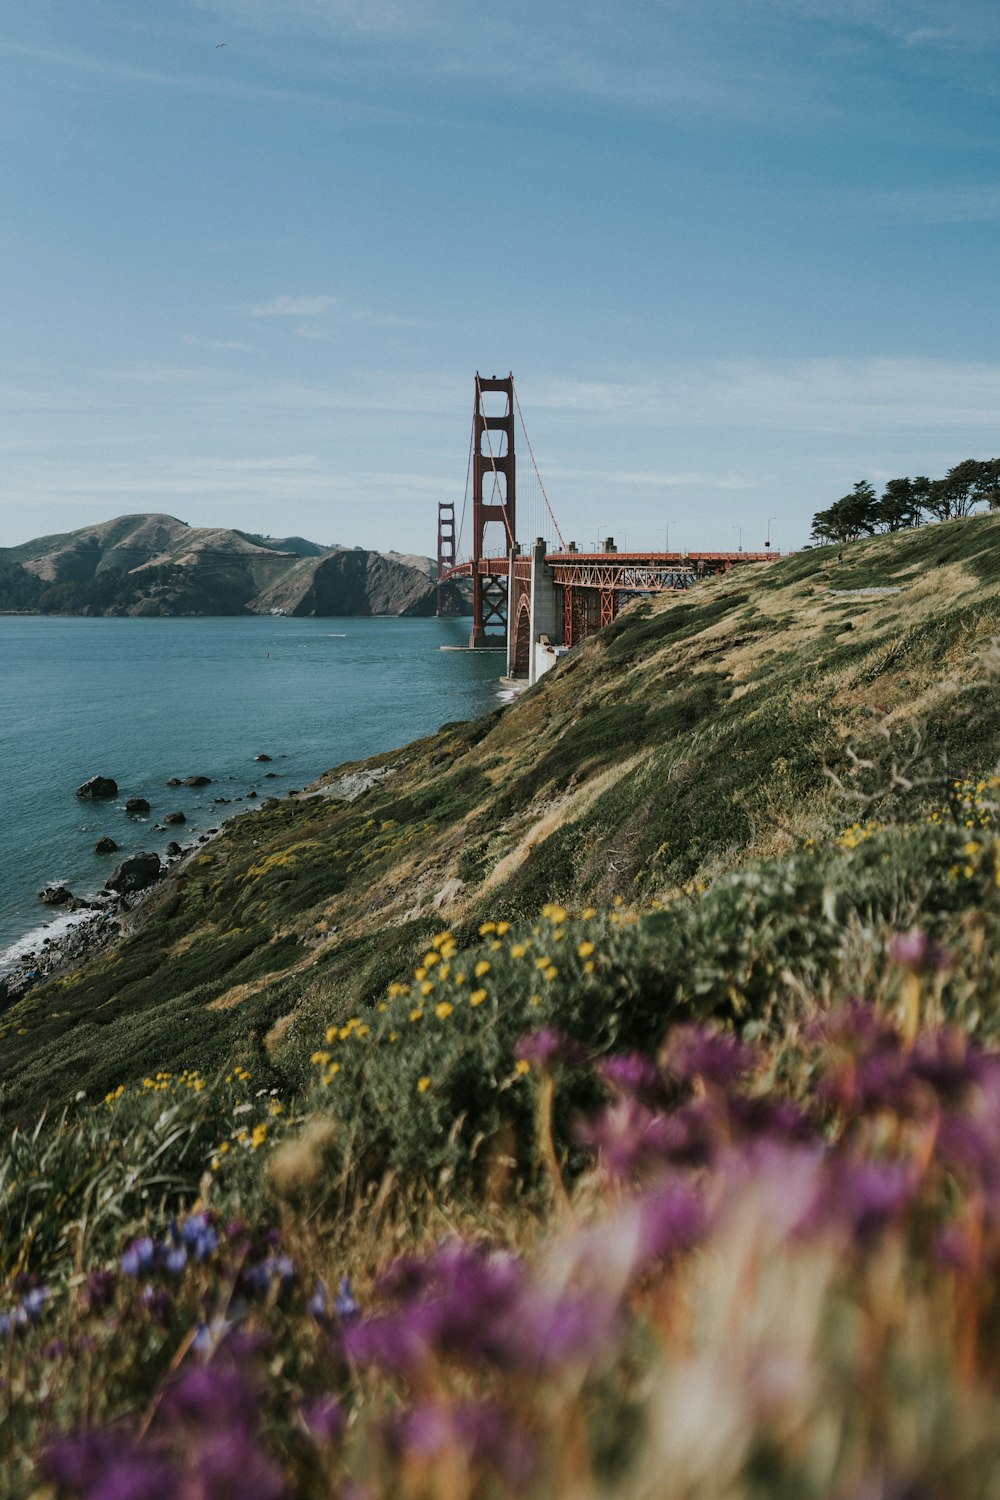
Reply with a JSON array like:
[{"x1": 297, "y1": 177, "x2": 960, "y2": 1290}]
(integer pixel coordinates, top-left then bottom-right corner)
[
  {"x1": 2, "y1": 515, "x2": 999, "y2": 1498},
  {"x1": 2, "y1": 515, "x2": 997, "y2": 1118}
]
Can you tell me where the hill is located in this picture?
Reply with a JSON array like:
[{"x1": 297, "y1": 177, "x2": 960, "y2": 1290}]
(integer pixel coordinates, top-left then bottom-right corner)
[
  {"x1": 2, "y1": 515, "x2": 999, "y2": 1499},
  {"x1": 2, "y1": 513, "x2": 998, "y2": 1115},
  {"x1": 0, "y1": 513, "x2": 464, "y2": 617}
]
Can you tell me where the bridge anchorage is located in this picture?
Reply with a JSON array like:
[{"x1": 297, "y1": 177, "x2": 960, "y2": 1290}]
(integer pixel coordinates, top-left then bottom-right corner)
[{"x1": 437, "y1": 373, "x2": 783, "y2": 686}]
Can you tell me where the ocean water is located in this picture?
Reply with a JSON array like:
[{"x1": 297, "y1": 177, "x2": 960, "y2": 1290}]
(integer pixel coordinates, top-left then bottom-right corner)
[{"x1": 0, "y1": 614, "x2": 504, "y2": 963}]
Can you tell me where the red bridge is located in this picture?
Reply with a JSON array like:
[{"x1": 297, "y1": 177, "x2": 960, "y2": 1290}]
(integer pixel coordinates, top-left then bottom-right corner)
[{"x1": 437, "y1": 374, "x2": 782, "y2": 684}]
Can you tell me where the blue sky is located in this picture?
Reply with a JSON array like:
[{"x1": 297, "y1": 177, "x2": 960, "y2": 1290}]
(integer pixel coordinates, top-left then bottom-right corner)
[{"x1": 2, "y1": 1, "x2": 1000, "y2": 557}]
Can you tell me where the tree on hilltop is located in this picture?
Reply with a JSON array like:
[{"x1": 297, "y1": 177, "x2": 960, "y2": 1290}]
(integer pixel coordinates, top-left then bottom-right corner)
[
  {"x1": 924, "y1": 459, "x2": 1000, "y2": 520},
  {"x1": 874, "y1": 476, "x2": 930, "y2": 532},
  {"x1": 810, "y1": 481, "x2": 878, "y2": 543}
]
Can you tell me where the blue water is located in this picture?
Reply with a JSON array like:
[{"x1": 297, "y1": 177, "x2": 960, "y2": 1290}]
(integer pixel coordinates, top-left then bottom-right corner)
[{"x1": 0, "y1": 615, "x2": 504, "y2": 958}]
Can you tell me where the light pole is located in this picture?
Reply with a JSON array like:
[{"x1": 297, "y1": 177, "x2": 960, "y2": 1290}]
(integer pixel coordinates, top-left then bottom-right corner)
[
  {"x1": 664, "y1": 522, "x2": 676, "y2": 554},
  {"x1": 766, "y1": 516, "x2": 776, "y2": 550},
  {"x1": 733, "y1": 525, "x2": 743, "y2": 553}
]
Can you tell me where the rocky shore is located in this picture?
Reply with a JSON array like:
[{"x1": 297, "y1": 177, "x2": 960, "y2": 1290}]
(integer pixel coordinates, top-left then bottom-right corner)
[{"x1": 0, "y1": 761, "x2": 292, "y2": 1007}]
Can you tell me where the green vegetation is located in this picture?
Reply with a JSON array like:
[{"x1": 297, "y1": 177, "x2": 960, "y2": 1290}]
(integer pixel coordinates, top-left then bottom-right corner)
[{"x1": 2, "y1": 513, "x2": 1000, "y2": 1496}]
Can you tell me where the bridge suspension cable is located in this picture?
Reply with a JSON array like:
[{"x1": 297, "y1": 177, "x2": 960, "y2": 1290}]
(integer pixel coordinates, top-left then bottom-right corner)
[{"x1": 512, "y1": 379, "x2": 566, "y2": 552}]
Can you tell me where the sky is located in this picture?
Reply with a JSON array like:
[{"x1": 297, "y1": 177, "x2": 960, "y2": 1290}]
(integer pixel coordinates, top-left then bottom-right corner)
[{"x1": 2, "y1": 1, "x2": 1000, "y2": 557}]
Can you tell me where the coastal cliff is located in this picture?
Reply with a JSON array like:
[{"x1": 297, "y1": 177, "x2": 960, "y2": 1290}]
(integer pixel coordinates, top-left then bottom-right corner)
[
  {"x1": 3, "y1": 516, "x2": 1000, "y2": 1499},
  {"x1": 2, "y1": 512, "x2": 998, "y2": 1114}
]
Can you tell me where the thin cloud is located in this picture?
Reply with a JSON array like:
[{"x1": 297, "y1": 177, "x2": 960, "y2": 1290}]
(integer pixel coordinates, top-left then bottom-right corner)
[
  {"x1": 183, "y1": 336, "x2": 253, "y2": 352},
  {"x1": 246, "y1": 294, "x2": 337, "y2": 318}
]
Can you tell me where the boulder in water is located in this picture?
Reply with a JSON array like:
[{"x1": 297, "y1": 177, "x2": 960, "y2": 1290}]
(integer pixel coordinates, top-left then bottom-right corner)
[
  {"x1": 164, "y1": 810, "x2": 186, "y2": 825},
  {"x1": 125, "y1": 797, "x2": 150, "y2": 815},
  {"x1": 254, "y1": 753, "x2": 273, "y2": 762},
  {"x1": 94, "y1": 836, "x2": 119, "y2": 854},
  {"x1": 166, "y1": 777, "x2": 182, "y2": 787},
  {"x1": 182, "y1": 775, "x2": 212, "y2": 787},
  {"x1": 76, "y1": 775, "x2": 118, "y2": 800},
  {"x1": 39, "y1": 884, "x2": 72, "y2": 905},
  {"x1": 105, "y1": 852, "x2": 161, "y2": 894}
]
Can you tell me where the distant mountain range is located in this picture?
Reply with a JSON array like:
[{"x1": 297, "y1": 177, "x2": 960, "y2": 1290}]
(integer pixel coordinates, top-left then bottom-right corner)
[{"x1": 0, "y1": 514, "x2": 469, "y2": 618}]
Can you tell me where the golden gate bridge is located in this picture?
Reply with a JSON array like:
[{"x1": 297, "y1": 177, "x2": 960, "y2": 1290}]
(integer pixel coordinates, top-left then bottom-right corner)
[{"x1": 437, "y1": 374, "x2": 781, "y2": 685}]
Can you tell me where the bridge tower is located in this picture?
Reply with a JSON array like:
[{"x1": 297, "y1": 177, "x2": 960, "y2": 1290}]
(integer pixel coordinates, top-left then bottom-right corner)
[
  {"x1": 470, "y1": 373, "x2": 516, "y2": 648},
  {"x1": 435, "y1": 501, "x2": 457, "y2": 616}
]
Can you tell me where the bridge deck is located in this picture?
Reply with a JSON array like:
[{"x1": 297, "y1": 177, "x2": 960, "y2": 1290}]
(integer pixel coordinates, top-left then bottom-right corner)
[{"x1": 439, "y1": 550, "x2": 781, "y2": 586}]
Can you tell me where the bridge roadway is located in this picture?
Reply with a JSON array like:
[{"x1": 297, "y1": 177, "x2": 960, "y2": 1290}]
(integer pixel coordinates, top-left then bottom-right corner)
[{"x1": 439, "y1": 544, "x2": 781, "y2": 685}]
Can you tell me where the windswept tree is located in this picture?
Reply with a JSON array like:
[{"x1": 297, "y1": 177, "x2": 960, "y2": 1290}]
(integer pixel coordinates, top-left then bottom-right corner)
[
  {"x1": 874, "y1": 476, "x2": 930, "y2": 532},
  {"x1": 924, "y1": 458, "x2": 1000, "y2": 519},
  {"x1": 810, "y1": 481, "x2": 878, "y2": 544}
]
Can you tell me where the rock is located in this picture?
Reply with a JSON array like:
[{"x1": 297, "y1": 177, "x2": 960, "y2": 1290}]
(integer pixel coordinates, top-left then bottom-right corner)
[
  {"x1": 164, "y1": 810, "x2": 186, "y2": 825},
  {"x1": 213, "y1": 797, "x2": 230, "y2": 804},
  {"x1": 94, "y1": 836, "x2": 119, "y2": 854},
  {"x1": 165, "y1": 841, "x2": 183, "y2": 857},
  {"x1": 166, "y1": 777, "x2": 182, "y2": 787},
  {"x1": 182, "y1": 775, "x2": 212, "y2": 787},
  {"x1": 433, "y1": 877, "x2": 465, "y2": 911},
  {"x1": 264, "y1": 772, "x2": 278, "y2": 779},
  {"x1": 254, "y1": 753, "x2": 273, "y2": 762},
  {"x1": 105, "y1": 852, "x2": 161, "y2": 894},
  {"x1": 76, "y1": 775, "x2": 118, "y2": 800},
  {"x1": 125, "y1": 797, "x2": 151, "y2": 815},
  {"x1": 246, "y1": 790, "x2": 258, "y2": 799},
  {"x1": 39, "y1": 884, "x2": 72, "y2": 905}
]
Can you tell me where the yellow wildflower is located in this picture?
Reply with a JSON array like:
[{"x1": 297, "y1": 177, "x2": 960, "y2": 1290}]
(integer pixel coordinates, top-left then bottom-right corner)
[
  {"x1": 578, "y1": 940, "x2": 596, "y2": 958},
  {"x1": 410, "y1": 1008, "x2": 424, "y2": 1022},
  {"x1": 251, "y1": 1123, "x2": 268, "y2": 1149},
  {"x1": 470, "y1": 989, "x2": 488, "y2": 1006},
  {"x1": 420, "y1": 980, "x2": 434, "y2": 997},
  {"x1": 496, "y1": 921, "x2": 511, "y2": 936},
  {"x1": 417, "y1": 1076, "x2": 431, "y2": 1093},
  {"x1": 435, "y1": 1001, "x2": 454, "y2": 1020},
  {"x1": 311, "y1": 1051, "x2": 331, "y2": 1066},
  {"x1": 424, "y1": 951, "x2": 440, "y2": 967},
  {"x1": 511, "y1": 943, "x2": 529, "y2": 959},
  {"x1": 479, "y1": 921, "x2": 497, "y2": 935},
  {"x1": 515, "y1": 1060, "x2": 531, "y2": 1076},
  {"x1": 542, "y1": 903, "x2": 568, "y2": 924},
  {"x1": 474, "y1": 960, "x2": 491, "y2": 978}
]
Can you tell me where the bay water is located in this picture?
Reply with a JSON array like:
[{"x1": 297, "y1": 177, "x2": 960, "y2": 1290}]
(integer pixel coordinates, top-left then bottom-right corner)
[{"x1": 0, "y1": 615, "x2": 504, "y2": 967}]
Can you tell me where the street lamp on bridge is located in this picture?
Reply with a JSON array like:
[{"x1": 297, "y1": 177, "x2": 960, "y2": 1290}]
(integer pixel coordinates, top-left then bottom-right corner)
[{"x1": 766, "y1": 516, "x2": 776, "y2": 550}]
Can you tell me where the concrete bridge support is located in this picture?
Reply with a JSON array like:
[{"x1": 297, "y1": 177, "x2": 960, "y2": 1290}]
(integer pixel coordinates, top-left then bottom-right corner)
[{"x1": 507, "y1": 537, "x2": 569, "y2": 686}]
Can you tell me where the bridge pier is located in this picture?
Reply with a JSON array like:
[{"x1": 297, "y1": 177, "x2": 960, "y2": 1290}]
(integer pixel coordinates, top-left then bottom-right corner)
[{"x1": 507, "y1": 537, "x2": 568, "y2": 686}]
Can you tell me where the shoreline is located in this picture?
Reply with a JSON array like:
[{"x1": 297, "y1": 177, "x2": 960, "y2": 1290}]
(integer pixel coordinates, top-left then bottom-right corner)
[{"x1": 0, "y1": 794, "x2": 284, "y2": 1005}]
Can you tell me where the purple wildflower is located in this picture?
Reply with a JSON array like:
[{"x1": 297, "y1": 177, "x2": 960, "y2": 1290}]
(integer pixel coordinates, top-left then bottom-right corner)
[
  {"x1": 598, "y1": 1051, "x2": 664, "y2": 1102},
  {"x1": 514, "y1": 1027, "x2": 587, "y2": 1072},
  {"x1": 335, "y1": 1275, "x2": 360, "y2": 1323},
  {"x1": 635, "y1": 1182, "x2": 709, "y2": 1264},
  {"x1": 577, "y1": 1098, "x2": 680, "y2": 1178},
  {"x1": 391, "y1": 1402, "x2": 534, "y2": 1489},
  {"x1": 300, "y1": 1394, "x2": 346, "y2": 1445},
  {"x1": 181, "y1": 1212, "x2": 219, "y2": 1261},
  {"x1": 822, "y1": 1158, "x2": 916, "y2": 1244},
  {"x1": 119, "y1": 1236, "x2": 156, "y2": 1277},
  {"x1": 43, "y1": 1431, "x2": 176, "y2": 1500},
  {"x1": 889, "y1": 929, "x2": 954, "y2": 974},
  {"x1": 21, "y1": 1284, "x2": 50, "y2": 1324},
  {"x1": 308, "y1": 1278, "x2": 330, "y2": 1322},
  {"x1": 185, "y1": 1427, "x2": 286, "y2": 1500},
  {"x1": 660, "y1": 1023, "x2": 754, "y2": 1089},
  {"x1": 162, "y1": 1363, "x2": 261, "y2": 1432}
]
